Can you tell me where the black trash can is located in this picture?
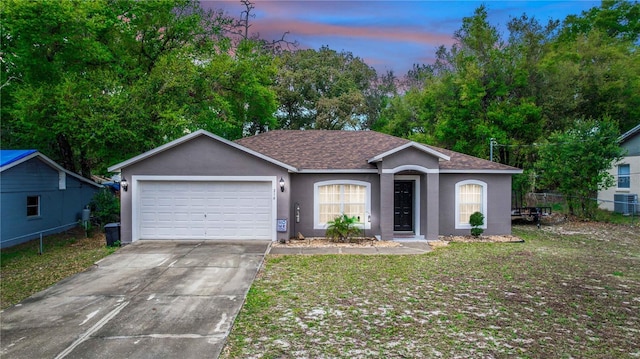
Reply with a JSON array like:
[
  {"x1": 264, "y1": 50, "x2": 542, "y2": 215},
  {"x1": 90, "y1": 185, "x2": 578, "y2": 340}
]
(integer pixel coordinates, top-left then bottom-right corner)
[{"x1": 104, "y1": 222, "x2": 121, "y2": 246}]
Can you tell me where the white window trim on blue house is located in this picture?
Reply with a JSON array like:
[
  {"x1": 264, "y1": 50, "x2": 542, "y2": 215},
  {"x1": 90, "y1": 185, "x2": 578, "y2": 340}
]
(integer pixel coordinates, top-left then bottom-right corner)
[
  {"x1": 455, "y1": 180, "x2": 488, "y2": 230},
  {"x1": 314, "y1": 180, "x2": 371, "y2": 230},
  {"x1": 27, "y1": 195, "x2": 41, "y2": 218}
]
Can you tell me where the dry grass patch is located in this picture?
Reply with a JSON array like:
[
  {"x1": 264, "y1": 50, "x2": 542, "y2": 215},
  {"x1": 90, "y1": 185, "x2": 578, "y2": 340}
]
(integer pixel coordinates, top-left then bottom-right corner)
[
  {"x1": 1, "y1": 227, "x2": 117, "y2": 309},
  {"x1": 222, "y1": 222, "x2": 640, "y2": 358}
]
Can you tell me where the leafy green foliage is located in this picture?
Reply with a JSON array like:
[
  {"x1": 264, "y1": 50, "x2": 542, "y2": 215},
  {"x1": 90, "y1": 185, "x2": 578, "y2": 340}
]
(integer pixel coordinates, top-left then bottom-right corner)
[
  {"x1": 535, "y1": 118, "x2": 624, "y2": 218},
  {"x1": 325, "y1": 214, "x2": 362, "y2": 243},
  {"x1": 377, "y1": 5, "x2": 547, "y2": 170},
  {"x1": 1, "y1": 0, "x2": 278, "y2": 176},
  {"x1": 274, "y1": 46, "x2": 385, "y2": 130},
  {"x1": 377, "y1": 0, "x2": 639, "y2": 186},
  {"x1": 469, "y1": 211, "x2": 485, "y2": 237},
  {"x1": 89, "y1": 189, "x2": 120, "y2": 226}
]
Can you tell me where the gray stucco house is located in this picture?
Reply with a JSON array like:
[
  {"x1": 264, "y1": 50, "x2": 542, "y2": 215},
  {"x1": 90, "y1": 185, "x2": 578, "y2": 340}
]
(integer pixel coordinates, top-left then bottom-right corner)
[
  {"x1": 1, "y1": 150, "x2": 102, "y2": 248},
  {"x1": 108, "y1": 130, "x2": 522, "y2": 244}
]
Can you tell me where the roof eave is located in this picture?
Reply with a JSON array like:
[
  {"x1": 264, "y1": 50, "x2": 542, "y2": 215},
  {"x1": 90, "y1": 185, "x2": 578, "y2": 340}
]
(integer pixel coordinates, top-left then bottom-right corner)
[
  {"x1": 297, "y1": 168, "x2": 379, "y2": 174},
  {"x1": 0, "y1": 151, "x2": 40, "y2": 172},
  {"x1": 440, "y1": 169, "x2": 524, "y2": 174},
  {"x1": 368, "y1": 142, "x2": 450, "y2": 164},
  {"x1": 1, "y1": 152, "x2": 102, "y2": 188},
  {"x1": 107, "y1": 129, "x2": 298, "y2": 173},
  {"x1": 618, "y1": 124, "x2": 640, "y2": 143}
]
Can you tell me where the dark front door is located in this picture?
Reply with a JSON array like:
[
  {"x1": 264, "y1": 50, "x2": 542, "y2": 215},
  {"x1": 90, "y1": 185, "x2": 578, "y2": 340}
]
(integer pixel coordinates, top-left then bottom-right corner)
[{"x1": 394, "y1": 181, "x2": 413, "y2": 232}]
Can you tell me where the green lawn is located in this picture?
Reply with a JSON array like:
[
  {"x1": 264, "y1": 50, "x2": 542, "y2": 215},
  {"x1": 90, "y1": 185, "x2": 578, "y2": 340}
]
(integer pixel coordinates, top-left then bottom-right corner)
[
  {"x1": 0, "y1": 227, "x2": 117, "y2": 310},
  {"x1": 222, "y1": 222, "x2": 640, "y2": 358}
]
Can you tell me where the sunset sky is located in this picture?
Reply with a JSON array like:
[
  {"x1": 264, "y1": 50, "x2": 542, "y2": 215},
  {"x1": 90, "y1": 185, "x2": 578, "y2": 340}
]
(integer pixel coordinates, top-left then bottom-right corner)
[{"x1": 204, "y1": 1, "x2": 600, "y2": 74}]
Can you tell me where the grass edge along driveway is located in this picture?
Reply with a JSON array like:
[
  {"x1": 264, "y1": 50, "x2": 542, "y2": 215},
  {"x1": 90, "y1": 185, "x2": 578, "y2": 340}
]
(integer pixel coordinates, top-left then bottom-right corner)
[
  {"x1": 1, "y1": 228, "x2": 117, "y2": 310},
  {"x1": 222, "y1": 223, "x2": 640, "y2": 358}
]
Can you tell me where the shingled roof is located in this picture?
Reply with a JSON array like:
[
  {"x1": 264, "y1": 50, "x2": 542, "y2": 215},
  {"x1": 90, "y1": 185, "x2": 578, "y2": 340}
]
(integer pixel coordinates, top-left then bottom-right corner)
[{"x1": 236, "y1": 130, "x2": 520, "y2": 172}]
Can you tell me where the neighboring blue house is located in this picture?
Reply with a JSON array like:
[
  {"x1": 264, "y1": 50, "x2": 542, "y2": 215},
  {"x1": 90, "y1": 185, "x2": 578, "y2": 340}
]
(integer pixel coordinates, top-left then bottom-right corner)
[{"x1": 0, "y1": 150, "x2": 102, "y2": 248}]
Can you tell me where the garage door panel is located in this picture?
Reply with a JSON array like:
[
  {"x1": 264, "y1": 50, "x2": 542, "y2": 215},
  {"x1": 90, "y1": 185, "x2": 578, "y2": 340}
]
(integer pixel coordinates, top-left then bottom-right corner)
[{"x1": 138, "y1": 180, "x2": 273, "y2": 240}]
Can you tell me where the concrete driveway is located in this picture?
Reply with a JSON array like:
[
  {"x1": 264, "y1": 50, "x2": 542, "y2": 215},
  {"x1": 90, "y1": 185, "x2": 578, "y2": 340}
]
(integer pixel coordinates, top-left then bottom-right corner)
[{"x1": 0, "y1": 240, "x2": 270, "y2": 358}]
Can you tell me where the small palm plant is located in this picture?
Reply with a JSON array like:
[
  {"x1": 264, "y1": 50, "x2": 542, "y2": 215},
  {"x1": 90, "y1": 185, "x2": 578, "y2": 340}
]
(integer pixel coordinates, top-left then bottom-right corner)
[{"x1": 326, "y1": 214, "x2": 361, "y2": 243}]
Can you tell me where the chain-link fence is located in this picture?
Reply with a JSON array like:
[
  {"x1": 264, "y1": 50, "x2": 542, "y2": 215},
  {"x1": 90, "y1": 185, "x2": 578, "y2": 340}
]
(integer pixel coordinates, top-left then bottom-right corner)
[{"x1": 517, "y1": 192, "x2": 638, "y2": 224}]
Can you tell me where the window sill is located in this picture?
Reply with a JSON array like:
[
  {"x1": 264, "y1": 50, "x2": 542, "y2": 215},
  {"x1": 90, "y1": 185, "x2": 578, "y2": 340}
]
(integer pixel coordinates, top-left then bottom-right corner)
[
  {"x1": 455, "y1": 224, "x2": 487, "y2": 230},
  {"x1": 615, "y1": 188, "x2": 631, "y2": 192},
  {"x1": 314, "y1": 224, "x2": 371, "y2": 230}
]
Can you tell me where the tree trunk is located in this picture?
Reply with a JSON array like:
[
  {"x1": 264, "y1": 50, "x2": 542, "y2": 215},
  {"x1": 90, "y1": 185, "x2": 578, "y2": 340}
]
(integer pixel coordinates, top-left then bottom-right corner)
[
  {"x1": 80, "y1": 149, "x2": 92, "y2": 179},
  {"x1": 56, "y1": 133, "x2": 76, "y2": 173}
]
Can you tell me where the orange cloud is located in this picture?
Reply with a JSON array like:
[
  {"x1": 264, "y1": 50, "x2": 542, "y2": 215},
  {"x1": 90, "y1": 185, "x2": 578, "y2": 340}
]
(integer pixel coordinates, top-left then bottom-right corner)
[{"x1": 254, "y1": 18, "x2": 455, "y2": 47}]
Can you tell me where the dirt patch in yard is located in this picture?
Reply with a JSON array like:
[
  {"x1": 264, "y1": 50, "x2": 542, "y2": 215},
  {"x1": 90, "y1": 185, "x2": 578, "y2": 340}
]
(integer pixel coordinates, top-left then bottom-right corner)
[
  {"x1": 538, "y1": 220, "x2": 640, "y2": 242},
  {"x1": 430, "y1": 234, "x2": 524, "y2": 248},
  {"x1": 275, "y1": 234, "x2": 525, "y2": 249},
  {"x1": 273, "y1": 237, "x2": 401, "y2": 248}
]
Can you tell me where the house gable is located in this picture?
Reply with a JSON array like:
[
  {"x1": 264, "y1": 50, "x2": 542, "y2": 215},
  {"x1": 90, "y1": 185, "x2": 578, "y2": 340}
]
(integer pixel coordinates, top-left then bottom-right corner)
[
  {"x1": 108, "y1": 129, "x2": 296, "y2": 173},
  {"x1": 118, "y1": 134, "x2": 289, "y2": 176},
  {"x1": 374, "y1": 146, "x2": 444, "y2": 173},
  {"x1": 0, "y1": 150, "x2": 101, "y2": 189},
  {"x1": 368, "y1": 142, "x2": 449, "y2": 165},
  {"x1": 621, "y1": 124, "x2": 640, "y2": 156}
]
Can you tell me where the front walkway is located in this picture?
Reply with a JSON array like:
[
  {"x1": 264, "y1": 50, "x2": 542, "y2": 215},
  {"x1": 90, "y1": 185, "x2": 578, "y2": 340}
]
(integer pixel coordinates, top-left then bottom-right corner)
[{"x1": 268, "y1": 241, "x2": 432, "y2": 255}]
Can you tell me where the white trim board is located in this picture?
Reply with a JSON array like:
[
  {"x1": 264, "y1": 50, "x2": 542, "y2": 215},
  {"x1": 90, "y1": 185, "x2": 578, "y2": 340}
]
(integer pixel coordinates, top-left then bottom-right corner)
[
  {"x1": 394, "y1": 175, "x2": 421, "y2": 237},
  {"x1": 368, "y1": 142, "x2": 450, "y2": 163},
  {"x1": 0, "y1": 151, "x2": 101, "y2": 188},
  {"x1": 130, "y1": 175, "x2": 278, "y2": 242},
  {"x1": 383, "y1": 165, "x2": 438, "y2": 174},
  {"x1": 313, "y1": 180, "x2": 372, "y2": 230},
  {"x1": 440, "y1": 169, "x2": 523, "y2": 174},
  {"x1": 454, "y1": 179, "x2": 488, "y2": 230},
  {"x1": 108, "y1": 130, "x2": 297, "y2": 173}
]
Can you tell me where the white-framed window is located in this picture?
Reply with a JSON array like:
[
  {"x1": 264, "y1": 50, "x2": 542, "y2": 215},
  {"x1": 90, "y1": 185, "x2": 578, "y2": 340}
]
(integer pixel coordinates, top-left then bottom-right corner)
[
  {"x1": 314, "y1": 180, "x2": 371, "y2": 229},
  {"x1": 27, "y1": 195, "x2": 40, "y2": 217},
  {"x1": 455, "y1": 180, "x2": 487, "y2": 229},
  {"x1": 618, "y1": 164, "x2": 630, "y2": 189}
]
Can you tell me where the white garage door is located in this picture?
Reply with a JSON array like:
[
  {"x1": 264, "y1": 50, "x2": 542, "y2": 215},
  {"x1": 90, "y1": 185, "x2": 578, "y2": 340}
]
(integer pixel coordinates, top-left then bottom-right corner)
[{"x1": 138, "y1": 181, "x2": 273, "y2": 240}]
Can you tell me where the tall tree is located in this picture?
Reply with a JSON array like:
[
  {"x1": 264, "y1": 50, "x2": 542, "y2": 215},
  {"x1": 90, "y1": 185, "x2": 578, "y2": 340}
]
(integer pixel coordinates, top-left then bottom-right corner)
[
  {"x1": 379, "y1": 5, "x2": 545, "y2": 167},
  {"x1": 535, "y1": 117, "x2": 624, "y2": 218},
  {"x1": 1, "y1": 0, "x2": 278, "y2": 176},
  {"x1": 274, "y1": 46, "x2": 379, "y2": 130},
  {"x1": 541, "y1": 0, "x2": 640, "y2": 134}
]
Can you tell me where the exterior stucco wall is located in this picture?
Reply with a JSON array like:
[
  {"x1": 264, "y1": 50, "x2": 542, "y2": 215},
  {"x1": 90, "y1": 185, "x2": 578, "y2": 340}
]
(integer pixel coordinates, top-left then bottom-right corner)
[
  {"x1": 422, "y1": 172, "x2": 440, "y2": 240},
  {"x1": 289, "y1": 173, "x2": 381, "y2": 238},
  {"x1": 380, "y1": 147, "x2": 440, "y2": 170},
  {"x1": 439, "y1": 173, "x2": 513, "y2": 236},
  {"x1": 118, "y1": 135, "x2": 290, "y2": 244},
  {"x1": 1, "y1": 158, "x2": 98, "y2": 248}
]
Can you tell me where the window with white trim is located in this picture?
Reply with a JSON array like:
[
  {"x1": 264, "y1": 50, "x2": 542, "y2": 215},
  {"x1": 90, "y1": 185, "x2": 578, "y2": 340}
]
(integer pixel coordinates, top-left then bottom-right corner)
[
  {"x1": 27, "y1": 195, "x2": 40, "y2": 217},
  {"x1": 618, "y1": 164, "x2": 630, "y2": 189},
  {"x1": 455, "y1": 180, "x2": 487, "y2": 229},
  {"x1": 314, "y1": 180, "x2": 371, "y2": 229}
]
